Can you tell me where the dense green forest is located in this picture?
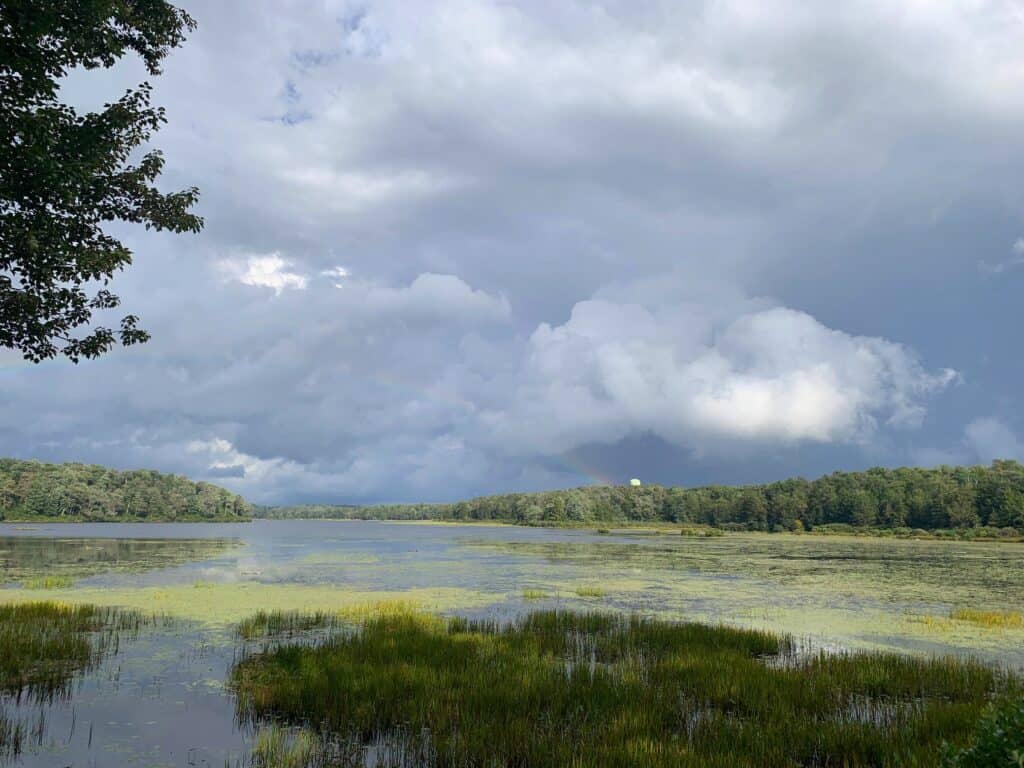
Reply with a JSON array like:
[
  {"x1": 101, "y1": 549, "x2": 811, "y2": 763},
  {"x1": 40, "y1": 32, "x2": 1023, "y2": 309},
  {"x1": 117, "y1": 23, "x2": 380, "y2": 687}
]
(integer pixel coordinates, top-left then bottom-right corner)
[
  {"x1": 0, "y1": 459, "x2": 251, "y2": 522},
  {"x1": 261, "y1": 461, "x2": 1024, "y2": 535}
]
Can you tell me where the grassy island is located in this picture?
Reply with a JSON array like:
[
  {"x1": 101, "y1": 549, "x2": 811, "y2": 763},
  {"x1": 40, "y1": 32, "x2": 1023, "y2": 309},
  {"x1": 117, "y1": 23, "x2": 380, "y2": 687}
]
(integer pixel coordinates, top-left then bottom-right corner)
[{"x1": 231, "y1": 608, "x2": 1023, "y2": 768}]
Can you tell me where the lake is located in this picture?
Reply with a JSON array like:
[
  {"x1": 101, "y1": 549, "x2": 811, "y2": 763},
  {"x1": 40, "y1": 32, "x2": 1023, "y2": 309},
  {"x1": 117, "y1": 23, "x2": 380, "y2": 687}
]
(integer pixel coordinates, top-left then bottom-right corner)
[{"x1": 1, "y1": 519, "x2": 1023, "y2": 766}]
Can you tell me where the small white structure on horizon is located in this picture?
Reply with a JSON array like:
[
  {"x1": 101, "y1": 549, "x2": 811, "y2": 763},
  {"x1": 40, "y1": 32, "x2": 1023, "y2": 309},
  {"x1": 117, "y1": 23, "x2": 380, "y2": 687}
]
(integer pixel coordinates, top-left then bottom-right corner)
[{"x1": 629, "y1": 478, "x2": 641, "y2": 487}]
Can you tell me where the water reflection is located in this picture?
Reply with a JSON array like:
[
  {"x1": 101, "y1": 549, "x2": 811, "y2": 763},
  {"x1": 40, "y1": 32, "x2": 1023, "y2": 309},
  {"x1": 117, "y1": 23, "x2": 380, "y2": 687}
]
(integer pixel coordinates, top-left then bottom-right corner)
[{"x1": 0, "y1": 536, "x2": 241, "y2": 587}]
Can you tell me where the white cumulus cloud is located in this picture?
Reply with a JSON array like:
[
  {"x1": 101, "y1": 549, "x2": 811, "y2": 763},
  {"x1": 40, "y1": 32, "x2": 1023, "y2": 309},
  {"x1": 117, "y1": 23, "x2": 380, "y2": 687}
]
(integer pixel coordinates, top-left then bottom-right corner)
[
  {"x1": 483, "y1": 298, "x2": 956, "y2": 457},
  {"x1": 216, "y1": 254, "x2": 309, "y2": 294}
]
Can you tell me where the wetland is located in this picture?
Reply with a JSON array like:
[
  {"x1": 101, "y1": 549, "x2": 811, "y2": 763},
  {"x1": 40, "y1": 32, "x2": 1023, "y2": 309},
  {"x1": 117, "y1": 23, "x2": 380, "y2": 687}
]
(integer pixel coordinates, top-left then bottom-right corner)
[{"x1": 0, "y1": 520, "x2": 1022, "y2": 765}]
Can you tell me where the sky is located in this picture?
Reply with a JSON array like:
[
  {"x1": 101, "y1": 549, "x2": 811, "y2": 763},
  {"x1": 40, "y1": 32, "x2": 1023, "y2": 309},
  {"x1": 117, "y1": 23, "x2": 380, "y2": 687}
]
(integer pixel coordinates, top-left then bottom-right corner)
[{"x1": 2, "y1": 0, "x2": 1024, "y2": 505}]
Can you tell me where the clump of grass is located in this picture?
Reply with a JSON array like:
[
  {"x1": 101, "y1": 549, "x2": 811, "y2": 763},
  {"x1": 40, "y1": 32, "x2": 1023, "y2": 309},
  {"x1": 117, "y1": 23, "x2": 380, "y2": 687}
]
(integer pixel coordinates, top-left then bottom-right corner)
[
  {"x1": 950, "y1": 609, "x2": 1024, "y2": 630},
  {"x1": 595, "y1": 528, "x2": 611, "y2": 535},
  {"x1": 574, "y1": 586, "x2": 605, "y2": 598},
  {"x1": 0, "y1": 602, "x2": 153, "y2": 758},
  {"x1": 237, "y1": 611, "x2": 338, "y2": 641},
  {"x1": 231, "y1": 609, "x2": 1019, "y2": 767},
  {"x1": 0, "y1": 602, "x2": 144, "y2": 702},
  {"x1": 21, "y1": 575, "x2": 73, "y2": 590},
  {"x1": 236, "y1": 601, "x2": 423, "y2": 641},
  {"x1": 334, "y1": 599, "x2": 420, "y2": 623},
  {"x1": 249, "y1": 724, "x2": 323, "y2": 768},
  {"x1": 679, "y1": 525, "x2": 725, "y2": 537},
  {"x1": 521, "y1": 589, "x2": 547, "y2": 600}
]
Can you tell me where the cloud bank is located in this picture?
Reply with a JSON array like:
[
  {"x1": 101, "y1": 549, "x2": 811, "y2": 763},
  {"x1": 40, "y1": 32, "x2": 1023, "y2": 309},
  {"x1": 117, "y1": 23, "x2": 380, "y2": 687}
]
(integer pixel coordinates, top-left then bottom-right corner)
[{"x1": 3, "y1": 0, "x2": 1023, "y2": 502}]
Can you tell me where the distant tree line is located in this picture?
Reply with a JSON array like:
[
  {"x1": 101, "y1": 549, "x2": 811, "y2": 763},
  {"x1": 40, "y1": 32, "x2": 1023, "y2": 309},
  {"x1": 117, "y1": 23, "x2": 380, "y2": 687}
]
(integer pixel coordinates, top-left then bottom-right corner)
[
  {"x1": 261, "y1": 461, "x2": 1024, "y2": 534},
  {"x1": 0, "y1": 459, "x2": 251, "y2": 522}
]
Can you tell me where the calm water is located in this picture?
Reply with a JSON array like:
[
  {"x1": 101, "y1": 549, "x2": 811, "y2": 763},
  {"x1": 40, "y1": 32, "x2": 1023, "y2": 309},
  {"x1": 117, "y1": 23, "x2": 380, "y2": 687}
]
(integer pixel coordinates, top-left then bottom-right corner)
[{"x1": 1, "y1": 520, "x2": 1023, "y2": 766}]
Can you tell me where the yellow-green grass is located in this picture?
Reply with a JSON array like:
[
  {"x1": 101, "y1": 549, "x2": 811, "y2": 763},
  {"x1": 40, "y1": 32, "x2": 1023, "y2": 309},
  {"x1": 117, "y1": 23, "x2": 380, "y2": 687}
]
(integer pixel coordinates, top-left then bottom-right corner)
[
  {"x1": 0, "y1": 583, "x2": 500, "y2": 628},
  {"x1": 21, "y1": 575, "x2": 73, "y2": 590},
  {"x1": 247, "y1": 724, "x2": 321, "y2": 768},
  {"x1": 950, "y1": 608, "x2": 1024, "y2": 629},
  {"x1": 230, "y1": 609, "x2": 1020, "y2": 768},
  {"x1": 521, "y1": 588, "x2": 547, "y2": 600},
  {"x1": 574, "y1": 586, "x2": 606, "y2": 598},
  {"x1": 237, "y1": 601, "x2": 419, "y2": 641}
]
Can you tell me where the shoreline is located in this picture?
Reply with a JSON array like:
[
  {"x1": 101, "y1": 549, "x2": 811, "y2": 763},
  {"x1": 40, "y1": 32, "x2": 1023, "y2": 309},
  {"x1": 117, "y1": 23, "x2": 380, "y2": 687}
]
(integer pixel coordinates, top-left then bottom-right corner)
[{"x1": 252, "y1": 517, "x2": 1024, "y2": 542}]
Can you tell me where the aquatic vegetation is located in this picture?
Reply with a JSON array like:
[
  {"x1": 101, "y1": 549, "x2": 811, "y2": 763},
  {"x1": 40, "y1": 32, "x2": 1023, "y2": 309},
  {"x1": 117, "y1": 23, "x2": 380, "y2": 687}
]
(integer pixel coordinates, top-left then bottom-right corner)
[
  {"x1": 238, "y1": 611, "x2": 336, "y2": 641},
  {"x1": 0, "y1": 582, "x2": 501, "y2": 628},
  {"x1": 298, "y1": 551, "x2": 380, "y2": 566},
  {"x1": 679, "y1": 525, "x2": 725, "y2": 537},
  {"x1": 20, "y1": 575, "x2": 73, "y2": 589},
  {"x1": 950, "y1": 608, "x2": 1024, "y2": 630},
  {"x1": 940, "y1": 697, "x2": 1024, "y2": 767},
  {"x1": 231, "y1": 609, "x2": 1019, "y2": 768},
  {"x1": 0, "y1": 602, "x2": 147, "y2": 758},
  {"x1": 574, "y1": 586, "x2": 605, "y2": 598},
  {"x1": 0, "y1": 602, "x2": 143, "y2": 699},
  {"x1": 521, "y1": 589, "x2": 547, "y2": 600},
  {"x1": 249, "y1": 724, "x2": 323, "y2": 768}
]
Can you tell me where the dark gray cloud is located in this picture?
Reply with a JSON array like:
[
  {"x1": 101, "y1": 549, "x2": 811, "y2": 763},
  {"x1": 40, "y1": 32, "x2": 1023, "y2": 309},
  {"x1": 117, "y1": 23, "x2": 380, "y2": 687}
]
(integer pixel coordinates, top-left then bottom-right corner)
[{"x1": 3, "y1": 0, "x2": 1022, "y2": 503}]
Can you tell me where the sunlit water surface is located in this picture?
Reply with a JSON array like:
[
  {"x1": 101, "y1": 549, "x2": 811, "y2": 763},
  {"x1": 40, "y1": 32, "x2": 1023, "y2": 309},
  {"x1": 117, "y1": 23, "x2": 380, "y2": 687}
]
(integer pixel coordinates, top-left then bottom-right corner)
[{"x1": 1, "y1": 520, "x2": 1022, "y2": 765}]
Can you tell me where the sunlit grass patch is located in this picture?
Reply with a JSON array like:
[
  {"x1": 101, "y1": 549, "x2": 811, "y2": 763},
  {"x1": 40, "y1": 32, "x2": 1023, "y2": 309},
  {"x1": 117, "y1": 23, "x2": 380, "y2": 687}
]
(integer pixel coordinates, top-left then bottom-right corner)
[
  {"x1": 949, "y1": 608, "x2": 1024, "y2": 630},
  {"x1": 679, "y1": 525, "x2": 725, "y2": 537},
  {"x1": 0, "y1": 583, "x2": 500, "y2": 627},
  {"x1": 521, "y1": 589, "x2": 547, "y2": 600},
  {"x1": 248, "y1": 724, "x2": 322, "y2": 768},
  {"x1": 21, "y1": 575, "x2": 73, "y2": 590},
  {"x1": 231, "y1": 609, "x2": 1019, "y2": 768},
  {"x1": 238, "y1": 611, "x2": 337, "y2": 641},
  {"x1": 237, "y1": 601, "x2": 424, "y2": 641},
  {"x1": 574, "y1": 586, "x2": 605, "y2": 598}
]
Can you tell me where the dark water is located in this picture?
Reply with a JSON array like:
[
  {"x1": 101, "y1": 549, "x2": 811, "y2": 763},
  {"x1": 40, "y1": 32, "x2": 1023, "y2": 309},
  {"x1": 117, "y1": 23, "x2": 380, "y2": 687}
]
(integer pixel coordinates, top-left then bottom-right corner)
[{"x1": 1, "y1": 520, "x2": 1022, "y2": 765}]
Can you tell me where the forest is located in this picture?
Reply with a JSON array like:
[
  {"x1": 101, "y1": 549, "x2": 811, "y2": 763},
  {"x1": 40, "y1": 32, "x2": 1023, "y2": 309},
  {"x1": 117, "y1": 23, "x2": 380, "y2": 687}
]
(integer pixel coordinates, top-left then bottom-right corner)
[
  {"x1": 261, "y1": 461, "x2": 1024, "y2": 534},
  {"x1": 0, "y1": 459, "x2": 251, "y2": 522}
]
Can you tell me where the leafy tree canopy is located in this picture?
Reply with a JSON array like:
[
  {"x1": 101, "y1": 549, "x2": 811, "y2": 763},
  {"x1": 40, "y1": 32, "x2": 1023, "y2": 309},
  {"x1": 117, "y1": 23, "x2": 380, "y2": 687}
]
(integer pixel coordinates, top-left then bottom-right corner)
[
  {"x1": 0, "y1": 458, "x2": 251, "y2": 522},
  {"x1": 0, "y1": 0, "x2": 201, "y2": 362},
  {"x1": 261, "y1": 461, "x2": 1024, "y2": 537}
]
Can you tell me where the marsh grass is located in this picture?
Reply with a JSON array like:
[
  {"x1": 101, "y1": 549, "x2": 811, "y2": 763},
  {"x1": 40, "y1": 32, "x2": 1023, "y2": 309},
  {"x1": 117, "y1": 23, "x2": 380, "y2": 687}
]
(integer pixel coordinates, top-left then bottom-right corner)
[
  {"x1": 0, "y1": 602, "x2": 147, "y2": 758},
  {"x1": 20, "y1": 575, "x2": 73, "y2": 590},
  {"x1": 521, "y1": 589, "x2": 547, "y2": 600},
  {"x1": 238, "y1": 611, "x2": 339, "y2": 641},
  {"x1": 0, "y1": 602, "x2": 146, "y2": 700},
  {"x1": 231, "y1": 609, "x2": 1019, "y2": 767},
  {"x1": 249, "y1": 724, "x2": 323, "y2": 768},
  {"x1": 236, "y1": 601, "x2": 421, "y2": 642},
  {"x1": 950, "y1": 608, "x2": 1024, "y2": 630},
  {"x1": 679, "y1": 525, "x2": 725, "y2": 537},
  {"x1": 574, "y1": 586, "x2": 605, "y2": 598}
]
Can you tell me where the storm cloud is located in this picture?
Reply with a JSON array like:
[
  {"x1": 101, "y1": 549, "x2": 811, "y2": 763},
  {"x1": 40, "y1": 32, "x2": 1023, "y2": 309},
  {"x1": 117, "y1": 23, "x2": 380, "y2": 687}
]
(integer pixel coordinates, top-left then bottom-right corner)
[{"x1": 2, "y1": 0, "x2": 1022, "y2": 503}]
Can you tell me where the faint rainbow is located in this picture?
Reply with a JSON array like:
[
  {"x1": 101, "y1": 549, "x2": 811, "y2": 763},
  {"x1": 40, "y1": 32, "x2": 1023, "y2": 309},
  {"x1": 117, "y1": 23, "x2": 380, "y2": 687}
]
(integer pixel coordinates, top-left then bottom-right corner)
[{"x1": 363, "y1": 369, "x2": 618, "y2": 487}]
